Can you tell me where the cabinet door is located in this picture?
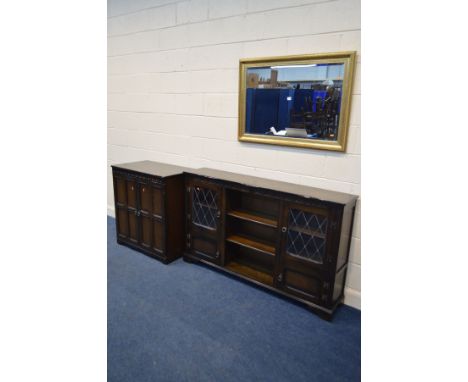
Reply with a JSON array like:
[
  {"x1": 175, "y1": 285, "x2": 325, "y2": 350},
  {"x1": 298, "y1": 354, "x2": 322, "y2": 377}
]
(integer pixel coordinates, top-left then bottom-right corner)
[
  {"x1": 113, "y1": 172, "x2": 138, "y2": 244},
  {"x1": 113, "y1": 174, "x2": 128, "y2": 240},
  {"x1": 187, "y1": 178, "x2": 223, "y2": 264},
  {"x1": 276, "y1": 203, "x2": 331, "y2": 305},
  {"x1": 137, "y1": 177, "x2": 166, "y2": 255}
]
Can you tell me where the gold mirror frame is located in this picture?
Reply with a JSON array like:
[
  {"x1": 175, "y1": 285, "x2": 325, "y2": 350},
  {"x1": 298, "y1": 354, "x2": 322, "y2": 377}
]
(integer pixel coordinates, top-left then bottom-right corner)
[{"x1": 238, "y1": 52, "x2": 356, "y2": 152}]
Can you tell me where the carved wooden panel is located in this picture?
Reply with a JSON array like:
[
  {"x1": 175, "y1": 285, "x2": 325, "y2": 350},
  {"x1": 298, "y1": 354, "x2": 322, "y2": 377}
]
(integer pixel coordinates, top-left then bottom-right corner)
[
  {"x1": 140, "y1": 215, "x2": 152, "y2": 248},
  {"x1": 283, "y1": 269, "x2": 322, "y2": 301},
  {"x1": 153, "y1": 219, "x2": 164, "y2": 252},
  {"x1": 126, "y1": 180, "x2": 137, "y2": 209},
  {"x1": 117, "y1": 208, "x2": 128, "y2": 238},
  {"x1": 128, "y1": 212, "x2": 138, "y2": 243},
  {"x1": 139, "y1": 183, "x2": 152, "y2": 214},
  {"x1": 115, "y1": 178, "x2": 126, "y2": 205},
  {"x1": 152, "y1": 187, "x2": 163, "y2": 217}
]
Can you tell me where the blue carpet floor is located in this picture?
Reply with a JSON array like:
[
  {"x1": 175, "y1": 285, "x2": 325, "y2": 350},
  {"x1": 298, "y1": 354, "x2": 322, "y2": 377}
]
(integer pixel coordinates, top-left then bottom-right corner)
[{"x1": 108, "y1": 216, "x2": 360, "y2": 382}]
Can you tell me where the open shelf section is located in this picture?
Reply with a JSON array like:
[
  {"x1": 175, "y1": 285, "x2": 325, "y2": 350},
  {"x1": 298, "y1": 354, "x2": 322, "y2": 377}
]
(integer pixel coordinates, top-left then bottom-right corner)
[
  {"x1": 226, "y1": 234, "x2": 276, "y2": 257},
  {"x1": 225, "y1": 261, "x2": 273, "y2": 286},
  {"x1": 227, "y1": 209, "x2": 278, "y2": 228}
]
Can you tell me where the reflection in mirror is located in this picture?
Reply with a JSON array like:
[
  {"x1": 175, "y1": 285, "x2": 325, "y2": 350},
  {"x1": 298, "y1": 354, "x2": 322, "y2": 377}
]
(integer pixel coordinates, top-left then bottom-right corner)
[{"x1": 245, "y1": 63, "x2": 345, "y2": 141}]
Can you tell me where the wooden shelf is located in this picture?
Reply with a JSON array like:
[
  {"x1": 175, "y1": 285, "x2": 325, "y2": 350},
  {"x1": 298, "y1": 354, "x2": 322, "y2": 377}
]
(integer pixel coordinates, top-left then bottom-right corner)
[
  {"x1": 194, "y1": 202, "x2": 217, "y2": 210},
  {"x1": 288, "y1": 225, "x2": 326, "y2": 239},
  {"x1": 226, "y1": 234, "x2": 276, "y2": 256},
  {"x1": 225, "y1": 261, "x2": 273, "y2": 286},
  {"x1": 227, "y1": 209, "x2": 278, "y2": 228}
]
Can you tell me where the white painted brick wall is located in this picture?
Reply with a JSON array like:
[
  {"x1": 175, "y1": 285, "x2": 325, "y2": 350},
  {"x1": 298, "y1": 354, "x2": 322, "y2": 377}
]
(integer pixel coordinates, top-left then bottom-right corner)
[{"x1": 107, "y1": 0, "x2": 361, "y2": 309}]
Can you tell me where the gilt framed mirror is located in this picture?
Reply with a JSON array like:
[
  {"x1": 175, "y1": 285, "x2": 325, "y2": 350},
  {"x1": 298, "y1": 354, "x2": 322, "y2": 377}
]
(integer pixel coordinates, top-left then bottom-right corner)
[{"x1": 238, "y1": 52, "x2": 356, "y2": 152}]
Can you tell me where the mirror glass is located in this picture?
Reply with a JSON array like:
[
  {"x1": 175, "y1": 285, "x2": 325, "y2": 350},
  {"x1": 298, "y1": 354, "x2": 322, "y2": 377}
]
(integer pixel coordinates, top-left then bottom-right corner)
[
  {"x1": 238, "y1": 53, "x2": 355, "y2": 151},
  {"x1": 245, "y1": 63, "x2": 344, "y2": 140}
]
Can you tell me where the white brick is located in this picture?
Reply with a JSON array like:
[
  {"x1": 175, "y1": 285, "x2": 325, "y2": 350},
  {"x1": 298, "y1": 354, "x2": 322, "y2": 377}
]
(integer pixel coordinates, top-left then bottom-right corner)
[
  {"x1": 346, "y1": 125, "x2": 361, "y2": 155},
  {"x1": 352, "y1": 62, "x2": 361, "y2": 95},
  {"x1": 174, "y1": 94, "x2": 204, "y2": 115},
  {"x1": 235, "y1": 144, "x2": 280, "y2": 171},
  {"x1": 108, "y1": 0, "x2": 177, "y2": 18},
  {"x1": 208, "y1": 0, "x2": 247, "y2": 18},
  {"x1": 108, "y1": 30, "x2": 159, "y2": 56},
  {"x1": 286, "y1": 33, "x2": 342, "y2": 55},
  {"x1": 194, "y1": 138, "x2": 239, "y2": 163},
  {"x1": 340, "y1": 30, "x2": 361, "y2": 54},
  {"x1": 159, "y1": 25, "x2": 190, "y2": 50},
  {"x1": 247, "y1": 0, "x2": 324, "y2": 13},
  {"x1": 107, "y1": 127, "x2": 131, "y2": 146},
  {"x1": 322, "y1": 153, "x2": 361, "y2": 183},
  {"x1": 188, "y1": 116, "x2": 237, "y2": 140},
  {"x1": 187, "y1": 44, "x2": 242, "y2": 70},
  {"x1": 108, "y1": 74, "x2": 155, "y2": 93},
  {"x1": 203, "y1": 94, "x2": 238, "y2": 117},
  {"x1": 189, "y1": 69, "x2": 238, "y2": 93},
  {"x1": 243, "y1": 38, "x2": 289, "y2": 58},
  {"x1": 108, "y1": 93, "x2": 176, "y2": 113},
  {"x1": 346, "y1": 263, "x2": 360, "y2": 291},
  {"x1": 108, "y1": 4, "x2": 176, "y2": 36},
  {"x1": 349, "y1": 94, "x2": 361, "y2": 126},
  {"x1": 176, "y1": 1, "x2": 190, "y2": 24},
  {"x1": 349, "y1": 237, "x2": 361, "y2": 265},
  {"x1": 275, "y1": 148, "x2": 327, "y2": 177},
  {"x1": 151, "y1": 72, "x2": 191, "y2": 93},
  {"x1": 177, "y1": 0, "x2": 208, "y2": 24},
  {"x1": 259, "y1": 0, "x2": 360, "y2": 41},
  {"x1": 352, "y1": 212, "x2": 361, "y2": 239},
  {"x1": 187, "y1": 19, "x2": 223, "y2": 46}
]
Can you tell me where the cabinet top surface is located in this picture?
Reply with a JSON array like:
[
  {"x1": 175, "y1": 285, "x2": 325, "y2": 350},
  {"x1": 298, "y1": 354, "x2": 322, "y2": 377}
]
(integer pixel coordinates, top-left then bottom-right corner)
[
  {"x1": 112, "y1": 161, "x2": 189, "y2": 178},
  {"x1": 187, "y1": 168, "x2": 358, "y2": 205},
  {"x1": 111, "y1": 161, "x2": 358, "y2": 205}
]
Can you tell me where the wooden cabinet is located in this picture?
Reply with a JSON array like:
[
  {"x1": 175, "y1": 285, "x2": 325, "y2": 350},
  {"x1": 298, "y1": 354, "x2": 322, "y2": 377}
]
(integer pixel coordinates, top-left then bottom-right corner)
[
  {"x1": 111, "y1": 161, "x2": 186, "y2": 264},
  {"x1": 185, "y1": 177, "x2": 224, "y2": 265},
  {"x1": 277, "y1": 203, "x2": 333, "y2": 306},
  {"x1": 183, "y1": 169, "x2": 357, "y2": 319},
  {"x1": 111, "y1": 161, "x2": 357, "y2": 319}
]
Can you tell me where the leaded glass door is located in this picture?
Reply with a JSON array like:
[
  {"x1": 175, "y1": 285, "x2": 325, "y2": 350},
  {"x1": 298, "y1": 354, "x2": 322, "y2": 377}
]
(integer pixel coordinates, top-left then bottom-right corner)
[
  {"x1": 186, "y1": 177, "x2": 223, "y2": 265},
  {"x1": 276, "y1": 203, "x2": 331, "y2": 304}
]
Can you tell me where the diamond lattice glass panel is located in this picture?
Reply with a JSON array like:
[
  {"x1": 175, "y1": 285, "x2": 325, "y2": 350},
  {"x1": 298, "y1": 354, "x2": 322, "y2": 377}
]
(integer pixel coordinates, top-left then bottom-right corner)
[
  {"x1": 286, "y1": 208, "x2": 328, "y2": 263},
  {"x1": 192, "y1": 187, "x2": 218, "y2": 230}
]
